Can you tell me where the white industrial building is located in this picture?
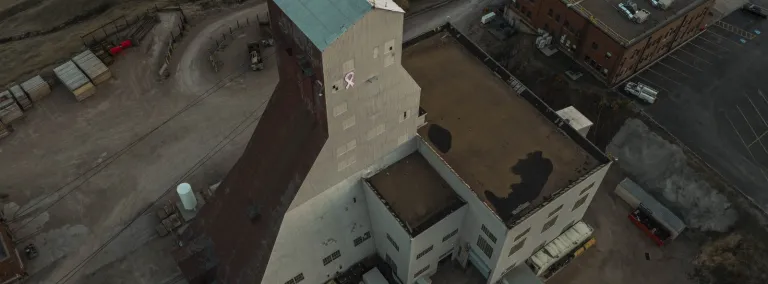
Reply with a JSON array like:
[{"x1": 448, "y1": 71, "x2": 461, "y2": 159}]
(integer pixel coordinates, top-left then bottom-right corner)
[
  {"x1": 175, "y1": 0, "x2": 612, "y2": 283},
  {"x1": 257, "y1": 0, "x2": 613, "y2": 284}
]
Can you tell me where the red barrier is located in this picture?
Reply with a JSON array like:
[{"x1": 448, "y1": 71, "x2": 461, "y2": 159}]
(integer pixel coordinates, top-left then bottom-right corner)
[
  {"x1": 120, "y1": 39, "x2": 133, "y2": 49},
  {"x1": 109, "y1": 46, "x2": 123, "y2": 55}
]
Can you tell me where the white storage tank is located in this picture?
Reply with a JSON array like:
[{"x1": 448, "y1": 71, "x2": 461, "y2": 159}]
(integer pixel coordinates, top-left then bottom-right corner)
[
  {"x1": 72, "y1": 49, "x2": 111, "y2": 85},
  {"x1": 21, "y1": 75, "x2": 51, "y2": 102},
  {"x1": 176, "y1": 183, "x2": 198, "y2": 211},
  {"x1": 9, "y1": 84, "x2": 32, "y2": 110},
  {"x1": 54, "y1": 60, "x2": 96, "y2": 101},
  {"x1": 0, "y1": 91, "x2": 23, "y2": 124}
]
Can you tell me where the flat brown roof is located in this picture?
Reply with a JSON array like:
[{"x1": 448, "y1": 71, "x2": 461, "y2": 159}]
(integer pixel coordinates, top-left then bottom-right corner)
[
  {"x1": 368, "y1": 152, "x2": 464, "y2": 236},
  {"x1": 572, "y1": 0, "x2": 706, "y2": 45},
  {"x1": 403, "y1": 32, "x2": 600, "y2": 225}
]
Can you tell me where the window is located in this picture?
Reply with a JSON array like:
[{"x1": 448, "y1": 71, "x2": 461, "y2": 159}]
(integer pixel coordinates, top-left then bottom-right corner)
[
  {"x1": 476, "y1": 235, "x2": 494, "y2": 258},
  {"x1": 605, "y1": 52, "x2": 612, "y2": 59},
  {"x1": 584, "y1": 55, "x2": 591, "y2": 62},
  {"x1": 417, "y1": 245, "x2": 434, "y2": 259},
  {"x1": 541, "y1": 215, "x2": 559, "y2": 233},
  {"x1": 555, "y1": 14, "x2": 561, "y2": 22},
  {"x1": 514, "y1": 227, "x2": 530, "y2": 242},
  {"x1": 508, "y1": 238, "x2": 526, "y2": 256},
  {"x1": 544, "y1": 23, "x2": 549, "y2": 31},
  {"x1": 564, "y1": 20, "x2": 570, "y2": 29},
  {"x1": 548, "y1": 9, "x2": 553, "y2": 17},
  {"x1": 580, "y1": 182, "x2": 595, "y2": 195},
  {"x1": 591, "y1": 42, "x2": 598, "y2": 50},
  {"x1": 322, "y1": 250, "x2": 341, "y2": 266},
  {"x1": 439, "y1": 250, "x2": 452, "y2": 260},
  {"x1": 526, "y1": 11, "x2": 532, "y2": 18},
  {"x1": 414, "y1": 265, "x2": 431, "y2": 278},
  {"x1": 387, "y1": 233, "x2": 400, "y2": 251},
  {"x1": 481, "y1": 225, "x2": 497, "y2": 243},
  {"x1": 354, "y1": 231, "x2": 371, "y2": 247},
  {"x1": 548, "y1": 204, "x2": 563, "y2": 218},
  {"x1": 442, "y1": 229, "x2": 459, "y2": 242},
  {"x1": 284, "y1": 273, "x2": 305, "y2": 284},
  {"x1": 386, "y1": 254, "x2": 397, "y2": 275},
  {"x1": 573, "y1": 194, "x2": 590, "y2": 211}
]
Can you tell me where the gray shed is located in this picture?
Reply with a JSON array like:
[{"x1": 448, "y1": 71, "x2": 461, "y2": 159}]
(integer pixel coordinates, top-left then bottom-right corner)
[
  {"x1": 21, "y1": 75, "x2": 51, "y2": 102},
  {"x1": 9, "y1": 84, "x2": 32, "y2": 110},
  {"x1": 72, "y1": 50, "x2": 111, "y2": 85},
  {"x1": 54, "y1": 60, "x2": 96, "y2": 101},
  {"x1": 0, "y1": 91, "x2": 23, "y2": 124}
]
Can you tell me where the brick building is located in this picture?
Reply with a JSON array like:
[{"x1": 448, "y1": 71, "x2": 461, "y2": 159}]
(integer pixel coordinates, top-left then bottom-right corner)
[{"x1": 507, "y1": 0, "x2": 715, "y2": 85}]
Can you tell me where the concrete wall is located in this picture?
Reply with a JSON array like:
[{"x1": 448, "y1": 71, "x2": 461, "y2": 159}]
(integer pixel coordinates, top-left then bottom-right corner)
[
  {"x1": 491, "y1": 163, "x2": 611, "y2": 281},
  {"x1": 290, "y1": 7, "x2": 421, "y2": 211},
  {"x1": 416, "y1": 138, "x2": 508, "y2": 284},
  {"x1": 408, "y1": 204, "x2": 468, "y2": 283},
  {"x1": 364, "y1": 180, "x2": 413, "y2": 283},
  {"x1": 262, "y1": 139, "x2": 417, "y2": 284}
]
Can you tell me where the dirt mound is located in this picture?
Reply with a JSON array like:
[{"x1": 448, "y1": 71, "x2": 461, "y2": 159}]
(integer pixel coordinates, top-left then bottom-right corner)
[
  {"x1": 693, "y1": 233, "x2": 768, "y2": 284},
  {"x1": 607, "y1": 118, "x2": 738, "y2": 232}
]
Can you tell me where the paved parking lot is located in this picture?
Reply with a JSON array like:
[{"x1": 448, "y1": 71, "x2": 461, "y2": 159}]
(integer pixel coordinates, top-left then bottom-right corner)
[{"x1": 629, "y1": 8, "x2": 768, "y2": 211}]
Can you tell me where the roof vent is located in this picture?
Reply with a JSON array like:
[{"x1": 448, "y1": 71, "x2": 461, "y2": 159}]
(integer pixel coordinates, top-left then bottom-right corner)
[{"x1": 618, "y1": 1, "x2": 651, "y2": 24}]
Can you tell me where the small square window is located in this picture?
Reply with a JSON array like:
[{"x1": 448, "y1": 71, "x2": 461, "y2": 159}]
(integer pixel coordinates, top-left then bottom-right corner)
[
  {"x1": 541, "y1": 215, "x2": 559, "y2": 233},
  {"x1": 592, "y1": 42, "x2": 598, "y2": 50},
  {"x1": 548, "y1": 9, "x2": 553, "y2": 17},
  {"x1": 555, "y1": 14, "x2": 561, "y2": 22},
  {"x1": 508, "y1": 238, "x2": 526, "y2": 256}
]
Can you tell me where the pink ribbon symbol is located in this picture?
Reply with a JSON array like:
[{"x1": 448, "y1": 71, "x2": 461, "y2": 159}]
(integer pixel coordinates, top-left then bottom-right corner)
[{"x1": 344, "y1": 71, "x2": 355, "y2": 89}]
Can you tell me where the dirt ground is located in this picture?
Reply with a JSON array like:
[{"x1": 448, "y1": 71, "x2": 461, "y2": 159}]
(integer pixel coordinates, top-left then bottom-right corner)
[
  {"x1": 0, "y1": 0, "x2": 248, "y2": 88},
  {"x1": 0, "y1": 2, "x2": 274, "y2": 283}
]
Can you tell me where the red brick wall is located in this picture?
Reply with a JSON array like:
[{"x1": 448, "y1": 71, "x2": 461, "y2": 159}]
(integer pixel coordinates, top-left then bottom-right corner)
[{"x1": 509, "y1": 0, "x2": 715, "y2": 85}]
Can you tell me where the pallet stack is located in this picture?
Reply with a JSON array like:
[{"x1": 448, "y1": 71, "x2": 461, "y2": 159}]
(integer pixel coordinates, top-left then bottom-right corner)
[
  {"x1": 72, "y1": 50, "x2": 112, "y2": 85},
  {"x1": 20, "y1": 75, "x2": 51, "y2": 102},
  {"x1": 53, "y1": 60, "x2": 96, "y2": 101},
  {"x1": 0, "y1": 91, "x2": 23, "y2": 125}
]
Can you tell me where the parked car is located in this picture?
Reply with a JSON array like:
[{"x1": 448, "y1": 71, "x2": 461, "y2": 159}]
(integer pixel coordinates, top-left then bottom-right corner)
[
  {"x1": 742, "y1": 3, "x2": 768, "y2": 19},
  {"x1": 624, "y1": 82, "x2": 659, "y2": 104}
]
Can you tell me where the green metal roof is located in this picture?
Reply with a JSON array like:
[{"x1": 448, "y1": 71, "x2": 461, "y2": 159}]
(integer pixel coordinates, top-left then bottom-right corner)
[{"x1": 274, "y1": 0, "x2": 373, "y2": 51}]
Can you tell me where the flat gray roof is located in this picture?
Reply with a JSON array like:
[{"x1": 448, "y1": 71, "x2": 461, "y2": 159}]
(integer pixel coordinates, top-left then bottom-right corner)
[
  {"x1": 571, "y1": 0, "x2": 705, "y2": 45},
  {"x1": 368, "y1": 152, "x2": 464, "y2": 236},
  {"x1": 403, "y1": 31, "x2": 600, "y2": 225}
]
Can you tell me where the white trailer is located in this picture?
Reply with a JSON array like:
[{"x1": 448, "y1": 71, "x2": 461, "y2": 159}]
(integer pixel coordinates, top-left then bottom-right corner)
[
  {"x1": 528, "y1": 221, "x2": 595, "y2": 278},
  {"x1": 0, "y1": 91, "x2": 23, "y2": 124}
]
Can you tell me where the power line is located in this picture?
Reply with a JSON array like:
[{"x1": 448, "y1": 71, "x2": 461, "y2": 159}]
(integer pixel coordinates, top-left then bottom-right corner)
[{"x1": 57, "y1": 94, "x2": 269, "y2": 284}]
